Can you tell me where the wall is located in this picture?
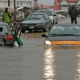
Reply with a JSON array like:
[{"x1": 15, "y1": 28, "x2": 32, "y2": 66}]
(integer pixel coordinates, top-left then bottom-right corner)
[
  {"x1": 52, "y1": 4, "x2": 61, "y2": 10},
  {"x1": 0, "y1": 0, "x2": 34, "y2": 8}
]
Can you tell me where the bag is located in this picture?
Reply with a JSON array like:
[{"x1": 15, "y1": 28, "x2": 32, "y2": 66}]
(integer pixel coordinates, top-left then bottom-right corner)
[{"x1": 16, "y1": 36, "x2": 23, "y2": 47}]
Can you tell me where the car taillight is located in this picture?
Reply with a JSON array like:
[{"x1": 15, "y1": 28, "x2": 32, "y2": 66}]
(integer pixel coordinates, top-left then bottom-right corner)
[{"x1": 6, "y1": 35, "x2": 13, "y2": 40}]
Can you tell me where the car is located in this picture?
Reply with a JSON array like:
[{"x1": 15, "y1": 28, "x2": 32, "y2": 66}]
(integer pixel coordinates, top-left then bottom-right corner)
[
  {"x1": 36, "y1": 9, "x2": 58, "y2": 25},
  {"x1": 0, "y1": 22, "x2": 14, "y2": 46},
  {"x1": 42, "y1": 24, "x2": 80, "y2": 45},
  {"x1": 21, "y1": 13, "x2": 52, "y2": 33}
]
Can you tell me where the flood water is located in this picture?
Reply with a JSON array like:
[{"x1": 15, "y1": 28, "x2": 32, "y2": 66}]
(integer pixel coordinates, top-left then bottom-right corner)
[{"x1": 1, "y1": 17, "x2": 80, "y2": 80}]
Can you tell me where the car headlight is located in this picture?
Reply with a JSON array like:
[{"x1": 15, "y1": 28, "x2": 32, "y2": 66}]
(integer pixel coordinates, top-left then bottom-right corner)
[
  {"x1": 37, "y1": 23, "x2": 45, "y2": 25},
  {"x1": 45, "y1": 40, "x2": 51, "y2": 45}
]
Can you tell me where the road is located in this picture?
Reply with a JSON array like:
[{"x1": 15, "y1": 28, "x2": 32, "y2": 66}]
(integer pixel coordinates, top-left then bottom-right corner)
[{"x1": 1, "y1": 17, "x2": 80, "y2": 80}]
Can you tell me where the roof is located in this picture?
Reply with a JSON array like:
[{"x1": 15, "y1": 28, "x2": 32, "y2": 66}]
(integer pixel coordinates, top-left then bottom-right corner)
[
  {"x1": 38, "y1": 9, "x2": 54, "y2": 11},
  {"x1": 0, "y1": 22, "x2": 8, "y2": 26},
  {"x1": 67, "y1": 0, "x2": 78, "y2": 2},
  {"x1": 55, "y1": 0, "x2": 78, "y2": 3},
  {"x1": 34, "y1": 4, "x2": 51, "y2": 9}
]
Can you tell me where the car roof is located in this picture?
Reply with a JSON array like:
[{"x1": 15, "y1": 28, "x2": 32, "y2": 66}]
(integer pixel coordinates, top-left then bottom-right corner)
[
  {"x1": 53, "y1": 23, "x2": 80, "y2": 26},
  {"x1": 38, "y1": 9, "x2": 54, "y2": 11},
  {"x1": 32, "y1": 13, "x2": 47, "y2": 15},
  {"x1": 0, "y1": 22, "x2": 9, "y2": 26}
]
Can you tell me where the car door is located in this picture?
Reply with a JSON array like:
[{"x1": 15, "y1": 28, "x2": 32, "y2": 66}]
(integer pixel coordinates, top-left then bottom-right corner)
[{"x1": 45, "y1": 14, "x2": 51, "y2": 29}]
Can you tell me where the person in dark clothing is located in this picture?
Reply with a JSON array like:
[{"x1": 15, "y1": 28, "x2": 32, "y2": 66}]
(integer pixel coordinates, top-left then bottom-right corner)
[{"x1": 68, "y1": 5, "x2": 78, "y2": 24}]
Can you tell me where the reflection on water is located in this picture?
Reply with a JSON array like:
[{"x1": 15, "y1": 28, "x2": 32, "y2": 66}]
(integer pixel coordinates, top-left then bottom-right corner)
[
  {"x1": 76, "y1": 51, "x2": 80, "y2": 80},
  {"x1": 43, "y1": 47, "x2": 56, "y2": 80},
  {"x1": 43, "y1": 46, "x2": 80, "y2": 80}
]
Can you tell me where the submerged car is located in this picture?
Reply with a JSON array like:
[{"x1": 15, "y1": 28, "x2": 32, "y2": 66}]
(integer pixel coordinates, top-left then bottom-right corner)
[
  {"x1": 42, "y1": 24, "x2": 80, "y2": 45},
  {"x1": 0, "y1": 22, "x2": 14, "y2": 46},
  {"x1": 21, "y1": 13, "x2": 52, "y2": 33}
]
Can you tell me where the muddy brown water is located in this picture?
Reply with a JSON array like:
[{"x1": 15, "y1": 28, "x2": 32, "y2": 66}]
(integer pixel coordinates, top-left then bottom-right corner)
[{"x1": 1, "y1": 17, "x2": 80, "y2": 80}]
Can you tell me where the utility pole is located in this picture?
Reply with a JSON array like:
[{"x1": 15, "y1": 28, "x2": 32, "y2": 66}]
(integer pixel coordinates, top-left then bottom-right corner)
[
  {"x1": 8, "y1": 0, "x2": 10, "y2": 6},
  {"x1": 14, "y1": 0, "x2": 16, "y2": 21},
  {"x1": 34, "y1": 0, "x2": 38, "y2": 7},
  {"x1": 37, "y1": 0, "x2": 38, "y2": 7}
]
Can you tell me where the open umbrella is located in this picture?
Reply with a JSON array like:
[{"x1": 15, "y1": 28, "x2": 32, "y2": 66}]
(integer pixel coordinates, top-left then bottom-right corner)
[{"x1": 3, "y1": 7, "x2": 15, "y2": 13}]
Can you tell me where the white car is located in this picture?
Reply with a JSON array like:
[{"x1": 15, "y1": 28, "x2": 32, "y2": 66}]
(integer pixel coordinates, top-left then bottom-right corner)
[{"x1": 36, "y1": 9, "x2": 58, "y2": 25}]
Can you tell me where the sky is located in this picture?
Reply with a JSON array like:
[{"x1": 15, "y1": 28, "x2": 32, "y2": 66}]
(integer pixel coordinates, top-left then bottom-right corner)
[{"x1": 38, "y1": 0, "x2": 54, "y2": 5}]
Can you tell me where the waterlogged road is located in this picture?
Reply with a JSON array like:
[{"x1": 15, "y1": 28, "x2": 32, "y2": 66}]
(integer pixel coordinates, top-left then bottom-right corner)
[{"x1": 1, "y1": 17, "x2": 80, "y2": 80}]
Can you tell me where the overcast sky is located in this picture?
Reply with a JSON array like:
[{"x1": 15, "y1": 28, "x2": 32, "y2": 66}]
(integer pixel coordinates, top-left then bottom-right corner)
[{"x1": 38, "y1": 0, "x2": 54, "y2": 5}]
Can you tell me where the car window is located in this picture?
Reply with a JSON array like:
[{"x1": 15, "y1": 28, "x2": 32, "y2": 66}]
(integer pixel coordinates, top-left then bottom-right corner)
[
  {"x1": 26, "y1": 14, "x2": 45, "y2": 20},
  {"x1": 50, "y1": 26, "x2": 80, "y2": 35},
  {"x1": 37, "y1": 11, "x2": 52, "y2": 16},
  {"x1": 50, "y1": 26, "x2": 64, "y2": 34},
  {"x1": 45, "y1": 14, "x2": 49, "y2": 19},
  {"x1": 0, "y1": 26, "x2": 8, "y2": 33}
]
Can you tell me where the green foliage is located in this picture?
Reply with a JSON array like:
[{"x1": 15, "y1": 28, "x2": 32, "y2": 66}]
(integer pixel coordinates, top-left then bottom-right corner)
[{"x1": 32, "y1": 7, "x2": 39, "y2": 13}]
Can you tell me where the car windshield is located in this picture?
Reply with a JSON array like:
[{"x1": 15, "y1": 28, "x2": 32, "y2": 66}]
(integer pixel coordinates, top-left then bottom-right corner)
[
  {"x1": 26, "y1": 14, "x2": 45, "y2": 20},
  {"x1": 0, "y1": 26, "x2": 8, "y2": 33},
  {"x1": 37, "y1": 11, "x2": 52, "y2": 16},
  {"x1": 49, "y1": 25, "x2": 80, "y2": 36}
]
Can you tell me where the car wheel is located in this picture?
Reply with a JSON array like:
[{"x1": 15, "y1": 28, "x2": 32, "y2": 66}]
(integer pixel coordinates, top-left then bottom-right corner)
[
  {"x1": 21, "y1": 29, "x2": 25, "y2": 33},
  {"x1": 29, "y1": 30, "x2": 32, "y2": 32},
  {"x1": 52, "y1": 20, "x2": 54, "y2": 25},
  {"x1": 56, "y1": 20, "x2": 58, "y2": 24},
  {"x1": 49, "y1": 23, "x2": 52, "y2": 30},
  {"x1": 10, "y1": 43, "x2": 14, "y2": 47},
  {"x1": 43, "y1": 28, "x2": 47, "y2": 32},
  {"x1": 49, "y1": 26, "x2": 51, "y2": 30}
]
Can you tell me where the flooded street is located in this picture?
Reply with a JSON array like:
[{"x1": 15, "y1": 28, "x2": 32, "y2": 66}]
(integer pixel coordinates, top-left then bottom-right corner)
[{"x1": 1, "y1": 17, "x2": 80, "y2": 80}]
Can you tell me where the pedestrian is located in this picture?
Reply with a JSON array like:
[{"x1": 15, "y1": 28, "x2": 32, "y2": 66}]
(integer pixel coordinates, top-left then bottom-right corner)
[
  {"x1": 2, "y1": 8, "x2": 11, "y2": 25},
  {"x1": 14, "y1": 23, "x2": 23, "y2": 47},
  {"x1": 24, "y1": 10, "x2": 29, "y2": 20},
  {"x1": 0, "y1": 27, "x2": 6, "y2": 46},
  {"x1": 14, "y1": 23, "x2": 23, "y2": 41},
  {"x1": 68, "y1": 5, "x2": 78, "y2": 24}
]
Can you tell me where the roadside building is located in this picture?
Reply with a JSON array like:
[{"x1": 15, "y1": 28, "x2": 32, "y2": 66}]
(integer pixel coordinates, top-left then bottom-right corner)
[
  {"x1": 0, "y1": 0, "x2": 35, "y2": 8},
  {"x1": 34, "y1": 4, "x2": 51, "y2": 9},
  {"x1": 55, "y1": 0, "x2": 80, "y2": 11}
]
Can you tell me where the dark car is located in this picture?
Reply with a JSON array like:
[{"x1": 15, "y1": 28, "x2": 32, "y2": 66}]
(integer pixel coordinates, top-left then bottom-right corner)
[
  {"x1": 36, "y1": 9, "x2": 58, "y2": 24},
  {"x1": 42, "y1": 24, "x2": 80, "y2": 45},
  {"x1": 21, "y1": 13, "x2": 52, "y2": 33},
  {"x1": 0, "y1": 22, "x2": 14, "y2": 46}
]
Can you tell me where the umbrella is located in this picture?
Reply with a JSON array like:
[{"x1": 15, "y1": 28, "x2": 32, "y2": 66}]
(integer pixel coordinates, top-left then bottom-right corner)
[{"x1": 3, "y1": 7, "x2": 14, "y2": 13}]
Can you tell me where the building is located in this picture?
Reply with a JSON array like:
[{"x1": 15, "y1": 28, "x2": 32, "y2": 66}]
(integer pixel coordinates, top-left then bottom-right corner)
[
  {"x1": 34, "y1": 4, "x2": 51, "y2": 9},
  {"x1": 55, "y1": 0, "x2": 80, "y2": 11},
  {"x1": 0, "y1": 0, "x2": 35, "y2": 8}
]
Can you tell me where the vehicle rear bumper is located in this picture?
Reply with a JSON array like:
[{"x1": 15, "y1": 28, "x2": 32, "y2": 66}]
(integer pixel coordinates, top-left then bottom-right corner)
[{"x1": 5, "y1": 40, "x2": 14, "y2": 45}]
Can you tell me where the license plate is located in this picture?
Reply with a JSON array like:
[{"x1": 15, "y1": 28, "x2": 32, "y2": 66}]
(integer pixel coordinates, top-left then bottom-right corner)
[
  {"x1": 30, "y1": 26, "x2": 34, "y2": 29},
  {"x1": 23, "y1": 25, "x2": 27, "y2": 26}
]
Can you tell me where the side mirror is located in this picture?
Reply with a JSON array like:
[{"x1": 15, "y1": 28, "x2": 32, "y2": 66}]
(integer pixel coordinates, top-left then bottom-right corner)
[
  {"x1": 41, "y1": 34, "x2": 47, "y2": 37},
  {"x1": 53, "y1": 15, "x2": 56, "y2": 16}
]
